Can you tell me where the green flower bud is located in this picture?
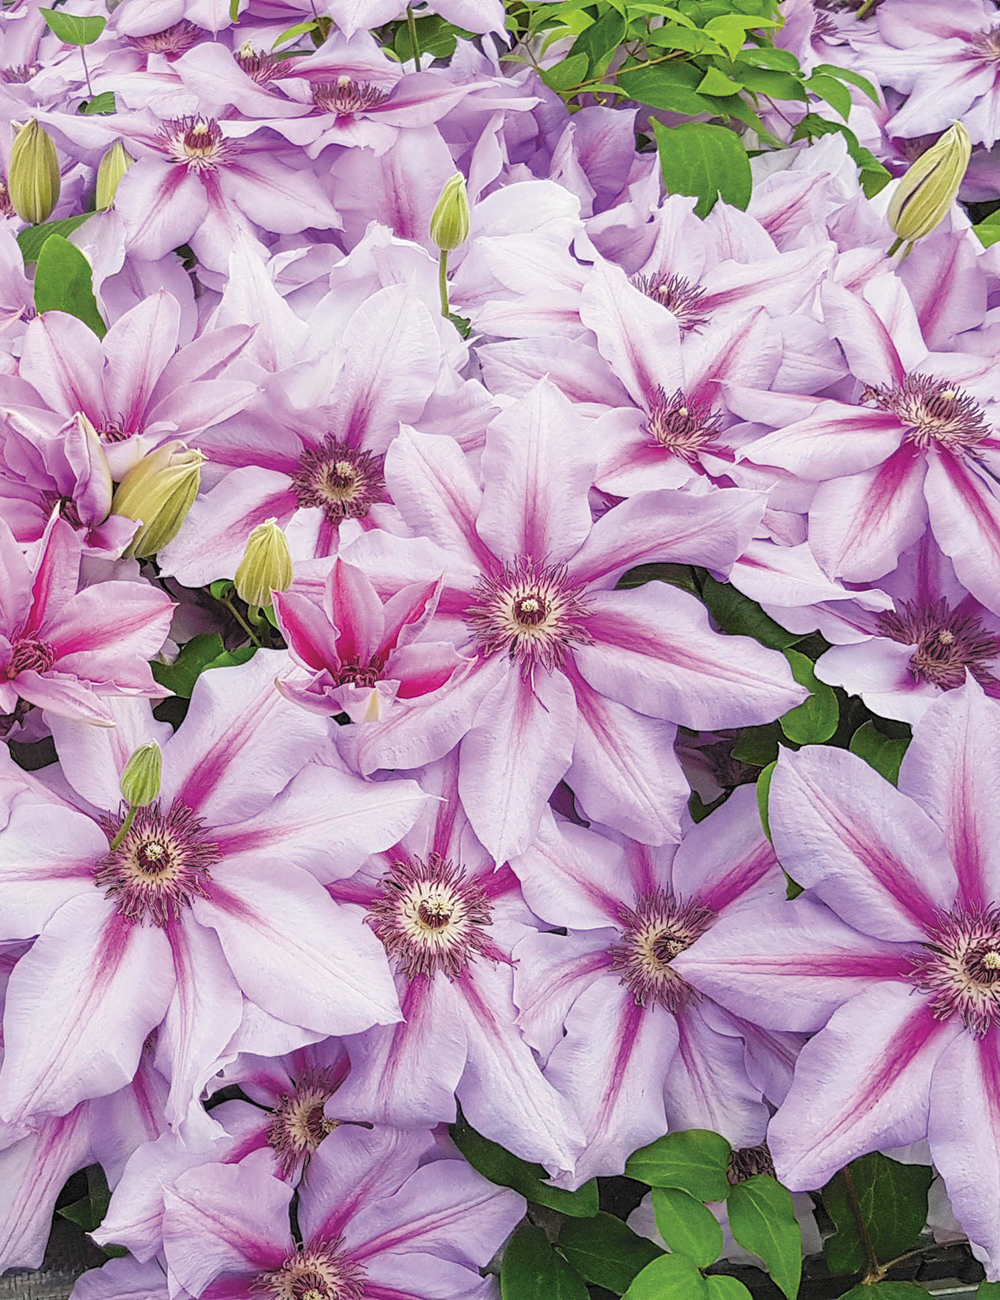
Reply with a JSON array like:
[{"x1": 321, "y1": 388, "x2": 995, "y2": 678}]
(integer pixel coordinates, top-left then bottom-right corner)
[
  {"x1": 8, "y1": 119, "x2": 61, "y2": 225},
  {"x1": 95, "y1": 140, "x2": 135, "y2": 211},
  {"x1": 887, "y1": 122, "x2": 972, "y2": 253},
  {"x1": 119, "y1": 742, "x2": 162, "y2": 808},
  {"x1": 429, "y1": 172, "x2": 470, "y2": 252},
  {"x1": 111, "y1": 440, "x2": 205, "y2": 559},
  {"x1": 234, "y1": 517, "x2": 293, "y2": 608}
]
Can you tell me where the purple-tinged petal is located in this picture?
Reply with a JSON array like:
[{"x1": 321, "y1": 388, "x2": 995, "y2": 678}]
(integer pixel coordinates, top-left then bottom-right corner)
[
  {"x1": 509, "y1": 809, "x2": 625, "y2": 930},
  {"x1": 673, "y1": 896, "x2": 917, "y2": 1033},
  {"x1": 383, "y1": 429, "x2": 490, "y2": 569},
  {"x1": 476, "y1": 380, "x2": 596, "y2": 566},
  {"x1": 163, "y1": 651, "x2": 328, "y2": 824},
  {"x1": 47, "y1": 582, "x2": 174, "y2": 680},
  {"x1": 671, "y1": 784, "x2": 782, "y2": 915},
  {"x1": 328, "y1": 560, "x2": 386, "y2": 665},
  {"x1": 926, "y1": 453, "x2": 1000, "y2": 617},
  {"x1": 17, "y1": 671, "x2": 115, "y2": 726},
  {"x1": 741, "y1": 404, "x2": 905, "y2": 480},
  {"x1": 460, "y1": 667, "x2": 577, "y2": 863},
  {"x1": 19, "y1": 312, "x2": 105, "y2": 420},
  {"x1": 567, "y1": 488, "x2": 764, "y2": 590},
  {"x1": 193, "y1": 860, "x2": 400, "y2": 1035},
  {"x1": 928, "y1": 1030, "x2": 1000, "y2": 1280},
  {"x1": 897, "y1": 681, "x2": 1000, "y2": 911},
  {"x1": 221, "y1": 155, "x2": 341, "y2": 235},
  {"x1": 818, "y1": 280, "x2": 911, "y2": 387},
  {"x1": 768, "y1": 983, "x2": 960, "y2": 1192},
  {"x1": 665, "y1": 1003, "x2": 768, "y2": 1146},
  {"x1": 513, "y1": 929, "x2": 616, "y2": 1063},
  {"x1": 770, "y1": 746, "x2": 954, "y2": 940},
  {"x1": 71, "y1": 1255, "x2": 169, "y2": 1300},
  {"x1": 0, "y1": 895, "x2": 174, "y2": 1124},
  {"x1": 273, "y1": 590, "x2": 333, "y2": 673},
  {"x1": 565, "y1": 670, "x2": 686, "y2": 845},
  {"x1": 47, "y1": 698, "x2": 170, "y2": 813},
  {"x1": 116, "y1": 159, "x2": 209, "y2": 262},
  {"x1": 0, "y1": 1106, "x2": 92, "y2": 1272},
  {"x1": 575, "y1": 587, "x2": 805, "y2": 728},
  {"x1": 101, "y1": 293, "x2": 180, "y2": 433},
  {"x1": 23, "y1": 514, "x2": 80, "y2": 636},
  {"x1": 163, "y1": 1152, "x2": 292, "y2": 1296}
]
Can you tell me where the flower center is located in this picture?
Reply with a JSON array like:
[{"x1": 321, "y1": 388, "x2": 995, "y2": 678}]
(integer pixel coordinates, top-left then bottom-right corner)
[
  {"x1": 312, "y1": 77, "x2": 390, "y2": 117},
  {"x1": 911, "y1": 907, "x2": 1000, "y2": 1036},
  {"x1": 94, "y1": 800, "x2": 220, "y2": 926},
  {"x1": 235, "y1": 45, "x2": 281, "y2": 84},
  {"x1": 463, "y1": 559, "x2": 593, "y2": 676},
  {"x1": 629, "y1": 273, "x2": 710, "y2": 331},
  {"x1": 256, "y1": 1243, "x2": 366, "y2": 1300},
  {"x1": 876, "y1": 598, "x2": 1000, "y2": 693},
  {"x1": 266, "y1": 1068, "x2": 340, "y2": 1177},
  {"x1": 40, "y1": 490, "x2": 85, "y2": 530},
  {"x1": 163, "y1": 116, "x2": 233, "y2": 172},
  {"x1": 2, "y1": 64, "x2": 38, "y2": 83},
  {"x1": 609, "y1": 889, "x2": 716, "y2": 1014},
  {"x1": 6, "y1": 635, "x2": 55, "y2": 679},
  {"x1": 333, "y1": 658, "x2": 383, "y2": 688},
  {"x1": 130, "y1": 21, "x2": 202, "y2": 55},
  {"x1": 861, "y1": 374, "x2": 990, "y2": 452},
  {"x1": 0, "y1": 179, "x2": 14, "y2": 219},
  {"x1": 366, "y1": 853, "x2": 502, "y2": 981},
  {"x1": 728, "y1": 1145, "x2": 776, "y2": 1184},
  {"x1": 291, "y1": 438, "x2": 387, "y2": 525},
  {"x1": 644, "y1": 387, "x2": 724, "y2": 460},
  {"x1": 967, "y1": 26, "x2": 1000, "y2": 63}
]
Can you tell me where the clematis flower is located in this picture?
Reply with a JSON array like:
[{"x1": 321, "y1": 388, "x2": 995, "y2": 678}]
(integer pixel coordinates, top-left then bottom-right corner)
[
  {"x1": 732, "y1": 279, "x2": 1000, "y2": 612},
  {"x1": 342, "y1": 378, "x2": 805, "y2": 859},
  {"x1": 0, "y1": 511, "x2": 173, "y2": 730},
  {"x1": 673, "y1": 681, "x2": 1000, "y2": 1279},
  {"x1": 324, "y1": 752, "x2": 586, "y2": 1181},
  {"x1": 510, "y1": 786, "x2": 789, "y2": 1185},
  {"x1": 0, "y1": 650, "x2": 431, "y2": 1130},
  {"x1": 98, "y1": 1127, "x2": 524, "y2": 1300}
]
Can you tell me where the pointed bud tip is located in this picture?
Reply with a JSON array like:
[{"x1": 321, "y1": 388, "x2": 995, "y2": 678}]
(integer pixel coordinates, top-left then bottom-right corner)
[
  {"x1": 429, "y1": 172, "x2": 470, "y2": 252},
  {"x1": 120, "y1": 742, "x2": 162, "y2": 807},
  {"x1": 887, "y1": 122, "x2": 972, "y2": 248},
  {"x1": 8, "y1": 118, "x2": 60, "y2": 225},
  {"x1": 112, "y1": 441, "x2": 205, "y2": 559},
  {"x1": 234, "y1": 517, "x2": 293, "y2": 608}
]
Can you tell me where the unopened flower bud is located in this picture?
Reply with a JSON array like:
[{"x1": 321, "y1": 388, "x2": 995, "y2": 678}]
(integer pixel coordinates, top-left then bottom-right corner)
[
  {"x1": 429, "y1": 173, "x2": 470, "y2": 252},
  {"x1": 888, "y1": 122, "x2": 972, "y2": 253},
  {"x1": 119, "y1": 742, "x2": 162, "y2": 808},
  {"x1": 234, "y1": 517, "x2": 293, "y2": 608},
  {"x1": 95, "y1": 140, "x2": 134, "y2": 211},
  {"x1": 8, "y1": 119, "x2": 60, "y2": 224},
  {"x1": 111, "y1": 440, "x2": 204, "y2": 559}
]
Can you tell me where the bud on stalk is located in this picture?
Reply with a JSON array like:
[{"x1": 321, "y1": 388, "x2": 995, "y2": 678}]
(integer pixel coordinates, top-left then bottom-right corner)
[
  {"x1": 95, "y1": 140, "x2": 135, "y2": 210},
  {"x1": 429, "y1": 173, "x2": 471, "y2": 321},
  {"x1": 887, "y1": 122, "x2": 971, "y2": 257},
  {"x1": 111, "y1": 440, "x2": 204, "y2": 559},
  {"x1": 8, "y1": 119, "x2": 60, "y2": 224},
  {"x1": 234, "y1": 518, "x2": 293, "y2": 609},
  {"x1": 119, "y1": 742, "x2": 162, "y2": 808}
]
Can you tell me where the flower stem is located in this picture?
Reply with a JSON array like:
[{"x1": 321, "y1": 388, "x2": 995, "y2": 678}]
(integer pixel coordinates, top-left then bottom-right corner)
[
  {"x1": 80, "y1": 45, "x2": 95, "y2": 99},
  {"x1": 438, "y1": 248, "x2": 450, "y2": 318},
  {"x1": 840, "y1": 1166, "x2": 883, "y2": 1284},
  {"x1": 855, "y1": 0, "x2": 880, "y2": 19},
  {"x1": 222, "y1": 596, "x2": 263, "y2": 647},
  {"x1": 406, "y1": 4, "x2": 422, "y2": 71},
  {"x1": 109, "y1": 805, "x2": 137, "y2": 852}
]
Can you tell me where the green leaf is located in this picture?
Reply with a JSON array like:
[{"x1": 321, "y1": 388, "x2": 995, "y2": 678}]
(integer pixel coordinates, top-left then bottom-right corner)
[
  {"x1": 272, "y1": 18, "x2": 317, "y2": 47},
  {"x1": 617, "y1": 563, "x2": 700, "y2": 596},
  {"x1": 696, "y1": 66, "x2": 743, "y2": 96},
  {"x1": 58, "y1": 1165, "x2": 111, "y2": 1232},
  {"x1": 558, "y1": 1212, "x2": 664, "y2": 1294},
  {"x1": 806, "y1": 71, "x2": 852, "y2": 121},
  {"x1": 16, "y1": 213, "x2": 93, "y2": 263},
  {"x1": 626, "y1": 1129, "x2": 732, "y2": 1202},
  {"x1": 732, "y1": 723, "x2": 781, "y2": 768},
  {"x1": 726, "y1": 1176, "x2": 801, "y2": 1300},
  {"x1": 644, "y1": 24, "x2": 723, "y2": 55},
  {"x1": 756, "y1": 760, "x2": 776, "y2": 841},
  {"x1": 150, "y1": 634, "x2": 227, "y2": 698},
  {"x1": 34, "y1": 234, "x2": 106, "y2": 338},
  {"x1": 653, "y1": 119, "x2": 753, "y2": 215},
  {"x1": 977, "y1": 221, "x2": 1000, "y2": 249},
  {"x1": 40, "y1": 7, "x2": 106, "y2": 43},
  {"x1": 703, "y1": 11, "x2": 778, "y2": 57},
  {"x1": 779, "y1": 649, "x2": 838, "y2": 744},
  {"x1": 450, "y1": 1118, "x2": 599, "y2": 1217},
  {"x1": 699, "y1": 574, "x2": 801, "y2": 650},
  {"x1": 541, "y1": 51, "x2": 589, "y2": 91},
  {"x1": 734, "y1": 65, "x2": 805, "y2": 100},
  {"x1": 980, "y1": 1284, "x2": 1000, "y2": 1298},
  {"x1": 618, "y1": 60, "x2": 716, "y2": 117},
  {"x1": 394, "y1": 13, "x2": 464, "y2": 61},
  {"x1": 705, "y1": 1279, "x2": 753, "y2": 1299},
  {"x1": 652, "y1": 1187, "x2": 724, "y2": 1267},
  {"x1": 813, "y1": 62, "x2": 880, "y2": 105},
  {"x1": 204, "y1": 645, "x2": 257, "y2": 673},
  {"x1": 571, "y1": 5, "x2": 627, "y2": 74},
  {"x1": 738, "y1": 46, "x2": 800, "y2": 71},
  {"x1": 500, "y1": 1224, "x2": 588, "y2": 1300},
  {"x1": 840, "y1": 1287, "x2": 928, "y2": 1299},
  {"x1": 624, "y1": 1253, "x2": 708, "y2": 1299},
  {"x1": 209, "y1": 579, "x2": 235, "y2": 600},
  {"x1": 79, "y1": 91, "x2": 116, "y2": 114},
  {"x1": 822, "y1": 1154, "x2": 933, "y2": 1276},
  {"x1": 849, "y1": 720, "x2": 909, "y2": 785},
  {"x1": 790, "y1": 113, "x2": 890, "y2": 196}
]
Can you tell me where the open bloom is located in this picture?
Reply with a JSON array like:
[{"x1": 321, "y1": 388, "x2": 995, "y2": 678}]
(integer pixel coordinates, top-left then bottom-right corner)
[
  {"x1": 0, "y1": 651, "x2": 430, "y2": 1130},
  {"x1": 674, "y1": 681, "x2": 1000, "y2": 1278},
  {"x1": 343, "y1": 378, "x2": 805, "y2": 860},
  {"x1": 510, "y1": 786, "x2": 792, "y2": 1185}
]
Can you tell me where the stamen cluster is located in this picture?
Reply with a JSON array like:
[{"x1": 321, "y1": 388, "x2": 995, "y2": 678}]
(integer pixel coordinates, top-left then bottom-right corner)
[
  {"x1": 644, "y1": 387, "x2": 724, "y2": 460},
  {"x1": 312, "y1": 78, "x2": 390, "y2": 116},
  {"x1": 463, "y1": 559, "x2": 593, "y2": 675},
  {"x1": 629, "y1": 273, "x2": 710, "y2": 330},
  {"x1": 256, "y1": 1241, "x2": 366, "y2": 1300},
  {"x1": 911, "y1": 906, "x2": 1000, "y2": 1036},
  {"x1": 609, "y1": 889, "x2": 716, "y2": 1014},
  {"x1": 163, "y1": 117, "x2": 235, "y2": 172},
  {"x1": 876, "y1": 598, "x2": 1000, "y2": 693},
  {"x1": 291, "y1": 438, "x2": 387, "y2": 524},
  {"x1": 265, "y1": 1068, "x2": 340, "y2": 1177},
  {"x1": 861, "y1": 374, "x2": 990, "y2": 451}
]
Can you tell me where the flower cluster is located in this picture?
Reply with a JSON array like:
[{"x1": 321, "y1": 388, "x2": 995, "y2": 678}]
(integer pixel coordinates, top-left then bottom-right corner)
[{"x1": 4, "y1": 0, "x2": 1000, "y2": 1294}]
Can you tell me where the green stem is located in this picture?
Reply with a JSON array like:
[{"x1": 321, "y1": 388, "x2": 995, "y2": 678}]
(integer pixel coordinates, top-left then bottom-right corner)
[
  {"x1": 840, "y1": 1167, "x2": 882, "y2": 1284},
  {"x1": 109, "y1": 805, "x2": 137, "y2": 852},
  {"x1": 855, "y1": 0, "x2": 879, "y2": 19},
  {"x1": 80, "y1": 45, "x2": 95, "y2": 100},
  {"x1": 438, "y1": 248, "x2": 450, "y2": 319},
  {"x1": 222, "y1": 596, "x2": 263, "y2": 647},
  {"x1": 406, "y1": 4, "x2": 422, "y2": 71},
  {"x1": 887, "y1": 235, "x2": 904, "y2": 257}
]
